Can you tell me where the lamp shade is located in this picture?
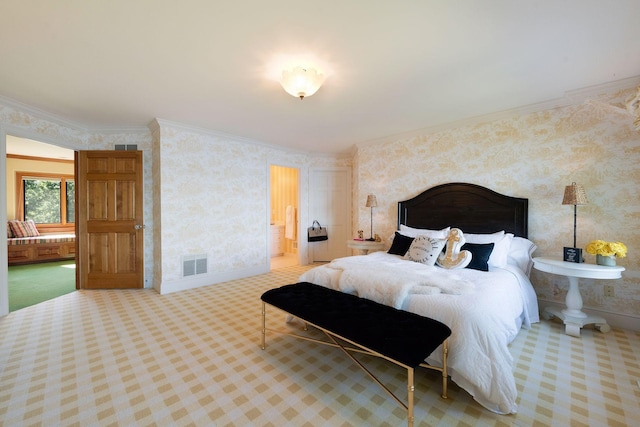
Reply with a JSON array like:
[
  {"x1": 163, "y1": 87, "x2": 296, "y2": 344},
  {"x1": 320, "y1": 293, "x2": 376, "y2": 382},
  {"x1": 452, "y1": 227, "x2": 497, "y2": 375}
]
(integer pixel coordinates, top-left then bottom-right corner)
[
  {"x1": 280, "y1": 67, "x2": 325, "y2": 99},
  {"x1": 562, "y1": 182, "x2": 588, "y2": 205},
  {"x1": 365, "y1": 194, "x2": 378, "y2": 208}
]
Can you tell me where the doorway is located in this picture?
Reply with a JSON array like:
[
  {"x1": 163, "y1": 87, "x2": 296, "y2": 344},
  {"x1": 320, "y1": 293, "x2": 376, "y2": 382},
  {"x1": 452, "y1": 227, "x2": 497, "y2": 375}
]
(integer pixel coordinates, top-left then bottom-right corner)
[
  {"x1": 269, "y1": 165, "x2": 299, "y2": 270},
  {"x1": 5, "y1": 136, "x2": 76, "y2": 311},
  {"x1": 308, "y1": 167, "x2": 351, "y2": 262}
]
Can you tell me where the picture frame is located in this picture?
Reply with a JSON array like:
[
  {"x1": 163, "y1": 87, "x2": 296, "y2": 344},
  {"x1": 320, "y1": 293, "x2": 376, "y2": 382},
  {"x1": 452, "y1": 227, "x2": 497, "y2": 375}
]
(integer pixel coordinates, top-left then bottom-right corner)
[{"x1": 563, "y1": 247, "x2": 583, "y2": 263}]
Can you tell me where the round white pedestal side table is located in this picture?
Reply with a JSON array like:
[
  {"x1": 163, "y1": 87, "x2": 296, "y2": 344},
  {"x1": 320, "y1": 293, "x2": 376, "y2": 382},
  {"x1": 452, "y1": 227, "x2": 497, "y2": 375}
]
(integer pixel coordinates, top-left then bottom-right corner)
[
  {"x1": 346, "y1": 240, "x2": 384, "y2": 255},
  {"x1": 533, "y1": 257, "x2": 624, "y2": 337}
]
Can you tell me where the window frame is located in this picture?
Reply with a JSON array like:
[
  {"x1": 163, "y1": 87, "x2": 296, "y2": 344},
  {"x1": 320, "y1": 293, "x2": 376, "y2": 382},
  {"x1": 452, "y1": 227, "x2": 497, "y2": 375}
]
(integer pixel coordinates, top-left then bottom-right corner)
[{"x1": 15, "y1": 171, "x2": 75, "y2": 234}]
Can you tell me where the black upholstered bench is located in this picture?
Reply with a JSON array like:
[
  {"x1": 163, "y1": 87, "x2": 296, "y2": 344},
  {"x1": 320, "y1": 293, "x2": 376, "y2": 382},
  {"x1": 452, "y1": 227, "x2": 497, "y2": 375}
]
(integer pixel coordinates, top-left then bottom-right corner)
[{"x1": 260, "y1": 282, "x2": 451, "y2": 427}]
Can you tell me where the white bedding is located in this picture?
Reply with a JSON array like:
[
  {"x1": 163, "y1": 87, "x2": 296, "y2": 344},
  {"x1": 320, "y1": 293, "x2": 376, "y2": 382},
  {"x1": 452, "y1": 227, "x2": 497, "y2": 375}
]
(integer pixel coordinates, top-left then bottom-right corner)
[{"x1": 299, "y1": 251, "x2": 539, "y2": 414}]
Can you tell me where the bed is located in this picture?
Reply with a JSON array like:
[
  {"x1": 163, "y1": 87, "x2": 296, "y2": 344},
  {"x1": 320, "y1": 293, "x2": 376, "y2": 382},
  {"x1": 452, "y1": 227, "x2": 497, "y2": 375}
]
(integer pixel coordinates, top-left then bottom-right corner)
[{"x1": 298, "y1": 182, "x2": 539, "y2": 414}]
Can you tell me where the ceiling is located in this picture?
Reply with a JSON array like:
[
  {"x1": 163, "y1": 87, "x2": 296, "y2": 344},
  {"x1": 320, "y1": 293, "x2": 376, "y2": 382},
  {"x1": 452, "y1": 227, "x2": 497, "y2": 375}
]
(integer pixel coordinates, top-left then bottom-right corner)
[
  {"x1": 6, "y1": 136, "x2": 75, "y2": 160},
  {"x1": 1, "y1": 1, "x2": 639, "y2": 156}
]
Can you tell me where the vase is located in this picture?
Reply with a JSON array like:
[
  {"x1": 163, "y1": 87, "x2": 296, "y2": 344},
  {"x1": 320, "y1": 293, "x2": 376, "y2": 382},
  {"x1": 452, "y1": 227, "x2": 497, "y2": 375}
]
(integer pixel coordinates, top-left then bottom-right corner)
[{"x1": 596, "y1": 254, "x2": 616, "y2": 266}]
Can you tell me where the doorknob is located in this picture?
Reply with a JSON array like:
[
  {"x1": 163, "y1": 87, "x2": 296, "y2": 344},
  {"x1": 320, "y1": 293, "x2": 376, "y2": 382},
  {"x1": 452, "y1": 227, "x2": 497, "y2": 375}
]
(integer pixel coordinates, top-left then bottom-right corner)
[{"x1": 134, "y1": 224, "x2": 146, "y2": 230}]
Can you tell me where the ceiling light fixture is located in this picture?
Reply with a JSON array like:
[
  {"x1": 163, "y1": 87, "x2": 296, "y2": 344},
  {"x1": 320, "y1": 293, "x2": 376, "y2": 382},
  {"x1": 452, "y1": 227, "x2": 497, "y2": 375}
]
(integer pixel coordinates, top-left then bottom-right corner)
[{"x1": 280, "y1": 66, "x2": 325, "y2": 100}]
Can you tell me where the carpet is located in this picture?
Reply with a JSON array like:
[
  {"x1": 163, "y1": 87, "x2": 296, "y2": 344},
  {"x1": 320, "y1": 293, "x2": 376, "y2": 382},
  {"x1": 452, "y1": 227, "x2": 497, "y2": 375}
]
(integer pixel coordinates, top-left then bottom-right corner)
[
  {"x1": 8, "y1": 260, "x2": 76, "y2": 311},
  {"x1": 0, "y1": 264, "x2": 639, "y2": 426}
]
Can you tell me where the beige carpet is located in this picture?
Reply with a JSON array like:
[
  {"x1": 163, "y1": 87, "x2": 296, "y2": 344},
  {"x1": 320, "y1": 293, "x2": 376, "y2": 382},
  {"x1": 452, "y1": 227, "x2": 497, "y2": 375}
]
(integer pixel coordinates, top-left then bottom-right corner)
[{"x1": 1, "y1": 264, "x2": 639, "y2": 426}]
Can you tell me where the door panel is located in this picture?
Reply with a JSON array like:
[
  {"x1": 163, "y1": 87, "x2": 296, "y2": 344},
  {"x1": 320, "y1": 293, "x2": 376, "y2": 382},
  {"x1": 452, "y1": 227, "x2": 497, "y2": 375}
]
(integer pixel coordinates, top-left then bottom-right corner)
[
  {"x1": 77, "y1": 151, "x2": 144, "y2": 289},
  {"x1": 309, "y1": 168, "x2": 350, "y2": 262}
]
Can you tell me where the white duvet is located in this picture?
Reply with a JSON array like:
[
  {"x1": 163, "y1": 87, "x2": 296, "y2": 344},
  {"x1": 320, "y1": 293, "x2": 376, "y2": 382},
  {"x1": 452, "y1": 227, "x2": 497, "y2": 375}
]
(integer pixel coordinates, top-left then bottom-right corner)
[{"x1": 299, "y1": 252, "x2": 539, "y2": 414}]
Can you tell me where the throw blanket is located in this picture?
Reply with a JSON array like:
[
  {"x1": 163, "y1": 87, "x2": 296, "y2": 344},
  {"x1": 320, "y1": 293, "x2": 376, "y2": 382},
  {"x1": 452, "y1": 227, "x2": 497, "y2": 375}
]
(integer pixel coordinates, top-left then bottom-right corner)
[{"x1": 301, "y1": 256, "x2": 474, "y2": 309}]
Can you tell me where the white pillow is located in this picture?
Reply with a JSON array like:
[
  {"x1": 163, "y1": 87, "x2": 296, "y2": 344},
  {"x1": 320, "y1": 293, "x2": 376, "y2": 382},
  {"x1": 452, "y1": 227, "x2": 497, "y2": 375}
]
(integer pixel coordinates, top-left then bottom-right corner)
[
  {"x1": 463, "y1": 230, "x2": 505, "y2": 244},
  {"x1": 507, "y1": 236, "x2": 537, "y2": 276},
  {"x1": 399, "y1": 225, "x2": 450, "y2": 239},
  {"x1": 406, "y1": 235, "x2": 446, "y2": 266},
  {"x1": 463, "y1": 231, "x2": 513, "y2": 268}
]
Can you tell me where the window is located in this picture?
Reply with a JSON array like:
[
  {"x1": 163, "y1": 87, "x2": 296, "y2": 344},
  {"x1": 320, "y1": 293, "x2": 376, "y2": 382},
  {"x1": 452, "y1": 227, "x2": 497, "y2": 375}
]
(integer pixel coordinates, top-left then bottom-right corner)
[{"x1": 16, "y1": 172, "x2": 75, "y2": 232}]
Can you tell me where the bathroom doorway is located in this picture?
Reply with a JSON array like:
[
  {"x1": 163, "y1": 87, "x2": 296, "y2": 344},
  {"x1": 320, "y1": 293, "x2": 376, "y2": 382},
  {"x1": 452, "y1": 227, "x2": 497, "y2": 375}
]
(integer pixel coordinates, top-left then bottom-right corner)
[{"x1": 269, "y1": 165, "x2": 299, "y2": 270}]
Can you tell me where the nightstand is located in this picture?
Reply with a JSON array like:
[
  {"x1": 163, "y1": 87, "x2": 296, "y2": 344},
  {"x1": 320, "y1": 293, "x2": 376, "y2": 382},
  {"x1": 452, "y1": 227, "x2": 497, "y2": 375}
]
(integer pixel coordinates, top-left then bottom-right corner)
[
  {"x1": 346, "y1": 240, "x2": 385, "y2": 255},
  {"x1": 533, "y1": 257, "x2": 625, "y2": 337}
]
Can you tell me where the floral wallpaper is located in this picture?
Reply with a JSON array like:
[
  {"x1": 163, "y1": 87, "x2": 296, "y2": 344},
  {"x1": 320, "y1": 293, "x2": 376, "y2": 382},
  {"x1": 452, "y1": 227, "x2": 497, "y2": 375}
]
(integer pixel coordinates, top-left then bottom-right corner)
[
  {"x1": 1, "y1": 83, "x2": 638, "y2": 324},
  {"x1": 353, "y1": 87, "x2": 640, "y2": 322},
  {"x1": 150, "y1": 120, "x2": 350, "y2": 293}
]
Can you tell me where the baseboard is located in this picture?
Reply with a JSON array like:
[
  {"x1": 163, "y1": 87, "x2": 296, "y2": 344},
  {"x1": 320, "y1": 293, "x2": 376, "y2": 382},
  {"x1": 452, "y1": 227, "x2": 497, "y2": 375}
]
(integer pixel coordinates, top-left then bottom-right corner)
[
  {"x1": 158, "y1": 265, "x2": 269, "y2": 295},
  {"x1": 538, "y1": 298, "x2": 640, "y2": 332}
]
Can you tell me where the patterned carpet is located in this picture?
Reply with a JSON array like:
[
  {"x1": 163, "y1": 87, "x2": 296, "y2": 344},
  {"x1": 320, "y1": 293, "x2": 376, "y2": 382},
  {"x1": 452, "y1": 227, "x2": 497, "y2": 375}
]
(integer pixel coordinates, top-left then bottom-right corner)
[{"x1": 1, "y1": 264, "x2": 639, "y2": 426}]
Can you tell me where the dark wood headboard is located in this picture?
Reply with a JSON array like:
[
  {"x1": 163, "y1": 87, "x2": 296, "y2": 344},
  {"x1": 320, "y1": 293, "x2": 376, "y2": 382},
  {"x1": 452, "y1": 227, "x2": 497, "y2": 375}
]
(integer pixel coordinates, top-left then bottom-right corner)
[{"x1": 397, "y1": 182, "x2": 528, "y2": 238}]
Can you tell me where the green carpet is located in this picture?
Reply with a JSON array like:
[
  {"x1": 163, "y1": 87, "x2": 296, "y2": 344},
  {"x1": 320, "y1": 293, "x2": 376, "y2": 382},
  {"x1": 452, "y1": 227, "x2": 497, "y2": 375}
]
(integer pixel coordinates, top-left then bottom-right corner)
[{"x1": 8, "y1": 260, "x2": 76, "y2": 312}]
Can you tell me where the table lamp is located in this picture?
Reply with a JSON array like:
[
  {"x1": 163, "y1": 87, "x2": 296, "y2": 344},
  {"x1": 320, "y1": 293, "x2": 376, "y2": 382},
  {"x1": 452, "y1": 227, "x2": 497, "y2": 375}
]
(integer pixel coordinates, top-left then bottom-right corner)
[
  {"x1": 365, "y1": 194, "x2": 377, "y2": 241},
  {"x1": 562, "y1": 182, "x2": 588, "y2": 263}
]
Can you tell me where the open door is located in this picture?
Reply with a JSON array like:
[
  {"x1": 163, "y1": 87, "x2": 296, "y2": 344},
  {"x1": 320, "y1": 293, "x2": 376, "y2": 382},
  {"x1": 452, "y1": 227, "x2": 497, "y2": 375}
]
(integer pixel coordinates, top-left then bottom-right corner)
[{"x1": 76, "y1": 151, "x2": 144, "y2": 289}]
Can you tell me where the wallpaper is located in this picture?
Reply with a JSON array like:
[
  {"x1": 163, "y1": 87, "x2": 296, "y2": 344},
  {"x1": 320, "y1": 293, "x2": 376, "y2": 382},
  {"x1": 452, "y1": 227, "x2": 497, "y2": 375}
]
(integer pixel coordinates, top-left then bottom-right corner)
[
  {"x1": 151, "y1": 121, "x2": 350, "y2": 292},
  {"x1": 353, "y1": 88, "x2": 640, "y2": 320},
  {"x1": 1, "y1": 84, "x2": 638, "y2": 322}
]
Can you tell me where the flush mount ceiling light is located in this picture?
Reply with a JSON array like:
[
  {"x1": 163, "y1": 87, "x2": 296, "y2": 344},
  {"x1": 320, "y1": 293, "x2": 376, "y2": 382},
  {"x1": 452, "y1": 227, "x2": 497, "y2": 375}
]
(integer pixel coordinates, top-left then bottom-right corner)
[{"x1": 280, "y1": 66, "x2": 325, "y2": 100}]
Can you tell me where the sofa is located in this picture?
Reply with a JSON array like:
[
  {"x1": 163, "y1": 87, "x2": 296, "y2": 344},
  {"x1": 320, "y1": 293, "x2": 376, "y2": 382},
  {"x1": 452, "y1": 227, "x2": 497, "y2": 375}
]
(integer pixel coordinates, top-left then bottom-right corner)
[{"x1": 7, "y1": 220, "x2": 75, "y2": 266}]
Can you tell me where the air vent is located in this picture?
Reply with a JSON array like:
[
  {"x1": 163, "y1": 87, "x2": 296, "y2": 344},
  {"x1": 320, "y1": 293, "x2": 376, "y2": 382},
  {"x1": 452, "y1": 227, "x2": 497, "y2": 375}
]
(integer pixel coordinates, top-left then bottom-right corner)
[
  {"x1": 182, "y1": 254, "x2": 207, "y2": 277},
  {"x1": 114, "y1": 144, "x2": 138, "y2": 151}
]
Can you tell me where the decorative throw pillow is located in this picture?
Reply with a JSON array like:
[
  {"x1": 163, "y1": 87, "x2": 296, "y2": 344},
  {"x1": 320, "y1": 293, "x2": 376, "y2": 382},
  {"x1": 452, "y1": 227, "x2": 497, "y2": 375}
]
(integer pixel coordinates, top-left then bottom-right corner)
[
  {"x1": 461, "y1": 242, "x2": 494, "y2": 271},
  {"x1": 8, "y1": 219, "x2": 40, "y2": 238},
  {"x1": 388, "y1": 232, "x2": 414, "y2": 256},
  {"x1": 463, "y1": 231, "x2": 512, "y2": 268},
  {"x1": 437, "y1": 228, "x2": 472, "y2": 269},
  {"x1": 7, "y1": 222, "x2": 13, "y2": 238},
  {"x1": 406, "y1": 235, "x2": 446, "y2": 265}
]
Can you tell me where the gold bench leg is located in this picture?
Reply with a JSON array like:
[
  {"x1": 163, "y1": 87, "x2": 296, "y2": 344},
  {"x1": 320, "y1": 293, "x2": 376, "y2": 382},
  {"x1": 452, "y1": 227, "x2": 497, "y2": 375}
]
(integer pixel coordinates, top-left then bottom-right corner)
[
  {"x1": 261, "y1": 302, "x2": 266, "y2": 350},
  {"x1": 441, "y1": 340, "x2": 448, "y2": 399},
  {"x1": 407, "y1": 367, "x2": 414, "y2": 427}
]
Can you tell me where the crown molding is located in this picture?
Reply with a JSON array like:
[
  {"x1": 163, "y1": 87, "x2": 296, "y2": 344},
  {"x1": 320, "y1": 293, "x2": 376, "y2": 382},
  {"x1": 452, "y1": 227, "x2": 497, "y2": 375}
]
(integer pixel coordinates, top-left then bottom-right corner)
[
  {"x1": 565, "y1": 75, "x2": 640, "y2": 102},
  {"x1": 150, "y1": 117, "x2": 343, "y2": 159},
  {"x1": 355, "y1": 75, "x2": 640, "y2": 150},
  {"x1": 0, "y1": 95, "x2": 87, "y2": 131},
  {"x1": 5, "y1": 74, "x2": 638, "y2": 159},
  {"x1": 0, "y1": 95, "x2": 149, "y2": 136}
]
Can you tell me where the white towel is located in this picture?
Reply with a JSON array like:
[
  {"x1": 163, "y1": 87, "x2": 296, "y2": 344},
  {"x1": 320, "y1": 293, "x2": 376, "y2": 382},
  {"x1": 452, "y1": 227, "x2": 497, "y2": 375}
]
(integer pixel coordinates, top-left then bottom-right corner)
[{"x1": 285, "y1": 206, "x2": 296, "y2": 240}]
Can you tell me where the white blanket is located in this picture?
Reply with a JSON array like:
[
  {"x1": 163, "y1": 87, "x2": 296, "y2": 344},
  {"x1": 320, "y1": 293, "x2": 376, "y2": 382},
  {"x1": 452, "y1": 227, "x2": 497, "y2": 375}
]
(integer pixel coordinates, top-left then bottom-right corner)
[
  {"x1": 299, "y1": 252, "x2": 539, "y2": 415},
  {"x1": 310, "y1": 256, "x2": 474, "y2": 308}
]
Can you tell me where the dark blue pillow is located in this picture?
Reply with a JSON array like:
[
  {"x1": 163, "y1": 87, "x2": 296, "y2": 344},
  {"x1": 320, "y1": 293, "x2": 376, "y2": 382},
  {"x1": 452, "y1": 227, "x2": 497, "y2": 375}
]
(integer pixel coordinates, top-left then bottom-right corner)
[
  {"x1": 461, "y1": 242, "x2": 494, "y2": 271},
  {"x1": 388, "y1": 232, "x2": 414, "y2": 256}
]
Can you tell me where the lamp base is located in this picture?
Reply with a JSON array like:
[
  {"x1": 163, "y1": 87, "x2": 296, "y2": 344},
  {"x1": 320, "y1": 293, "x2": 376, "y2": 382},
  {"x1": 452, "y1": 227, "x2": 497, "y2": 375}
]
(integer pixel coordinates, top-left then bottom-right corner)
[
  {"x1": 366, "y1": 237, "x2": 376, "y2": 241},
  {"x1": 563, "y1": 247, "x2": 583, "y2": 263}
]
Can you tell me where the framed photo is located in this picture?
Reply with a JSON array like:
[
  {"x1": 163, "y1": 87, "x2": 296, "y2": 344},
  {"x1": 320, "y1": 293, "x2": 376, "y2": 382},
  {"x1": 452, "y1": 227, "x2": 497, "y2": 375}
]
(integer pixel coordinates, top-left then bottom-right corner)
[{"x1": 563, "y1": 247, "x2": 583, "y2": 263}]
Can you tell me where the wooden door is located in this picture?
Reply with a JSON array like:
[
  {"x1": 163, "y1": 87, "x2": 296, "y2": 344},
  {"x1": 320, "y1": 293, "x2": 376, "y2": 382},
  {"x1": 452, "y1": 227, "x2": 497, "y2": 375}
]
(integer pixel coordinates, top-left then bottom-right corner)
[
  {"x1": 76, "y1": 151, "x2": 144, "y2": 289},
  {"x1": 308, "y1": 168, "x2": 351, "y2": 262}
]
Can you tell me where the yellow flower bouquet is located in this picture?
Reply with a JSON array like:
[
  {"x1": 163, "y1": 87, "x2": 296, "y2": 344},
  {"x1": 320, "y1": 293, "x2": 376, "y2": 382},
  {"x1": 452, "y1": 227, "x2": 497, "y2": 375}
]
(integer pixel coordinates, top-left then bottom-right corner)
[{"x1": 585, "y1": 240, "x2": 628, "y2": 258}]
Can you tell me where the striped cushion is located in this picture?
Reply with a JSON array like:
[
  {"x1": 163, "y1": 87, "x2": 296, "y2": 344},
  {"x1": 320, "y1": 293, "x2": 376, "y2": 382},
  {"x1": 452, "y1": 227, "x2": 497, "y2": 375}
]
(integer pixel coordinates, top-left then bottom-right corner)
[
  {"x1": 7, "y1": 234, "x2": 75, "y2": 246},
  {"x1": 8, "y1": 220, "x2": 40, "y2": 238},
  {"x1": 7, "y1": 222, "x2": 13, "y2": 238}
]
